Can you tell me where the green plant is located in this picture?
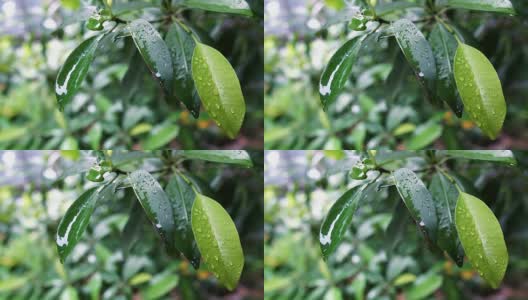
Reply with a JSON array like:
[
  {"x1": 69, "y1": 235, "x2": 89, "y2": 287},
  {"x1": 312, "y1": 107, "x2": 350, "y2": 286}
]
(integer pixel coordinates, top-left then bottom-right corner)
[{"x1": 319, "y1": 0, "x2": 516, "y2": 140}]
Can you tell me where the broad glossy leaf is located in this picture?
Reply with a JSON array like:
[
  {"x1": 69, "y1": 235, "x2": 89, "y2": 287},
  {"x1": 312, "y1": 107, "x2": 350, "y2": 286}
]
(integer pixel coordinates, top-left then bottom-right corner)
[
  {"x1": 129, "y1": 19, "x2": 173, "y2": 97},
  {"x1": 177, "y1": 150, "x2": 253, "y2": 167},
  {"x1": 393, "y1": 168, "x2": 438, "y2": 243},
  {"x1": 404, "y1": 122, "x2": 442, "y2": 150},
  {"x1": 191, "y1": 193, "x2": 244, "y2": 290},
  {"x1": 165, "y1": 22, "x2": 200, "y2": 118},
  {"x1": 454, "y1": 43, "x2": 506, "y2": 139},
  {"x1": 429, "y1": 173, "x2": 464, "y2": 266},
  {"x1": 166, "y1": 173, "x2": 200, "y2": 268},
  {"x1": 392, "y1": 19, "x2": 437, "y2": 101},
  {"x1": 441, "y1": 0, "x2": 515, "y2": 14},
  {"x1": 55, "y1": 35, "x2": 103, "y2": 110},
  {"x1": 319, "y1": 35, "x2": 367, "y2": 110},
  {"x1": 129, "y1": 170, "x2": 176, "y2": 251},
  {"x1": 455, "y1": 192, "x2": 508, "y2": 288},
  {"x1": 439, "y1": 150, "x2": 516, "y2": 165},
  {"x1": 141, "y1": 123, "x2": 179, "y2": 150},
  {"x1": 56, "y1": 183, "x2": 114, "y2": 262},
  {"x1": 182, "y1": 0, "x2": 253, "y2": 16},
  {"x1": 429, "y1": 23, "x2": 464, "y2": 117},
  {"x1": 192, "y1": 42, "x2": 245, "y2": 138},
  {"x1": 319, "y1": 183, "x2": 373, "y2": 259}
]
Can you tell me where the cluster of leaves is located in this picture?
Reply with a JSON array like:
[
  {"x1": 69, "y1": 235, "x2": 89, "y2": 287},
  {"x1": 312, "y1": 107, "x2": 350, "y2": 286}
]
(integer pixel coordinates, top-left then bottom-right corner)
[
  {"x1": 264, "y1": 150, "x2": 528, "y2": 299},
  {"x1": 320, "y1": 0, "x2": 517, "y2": 140}
]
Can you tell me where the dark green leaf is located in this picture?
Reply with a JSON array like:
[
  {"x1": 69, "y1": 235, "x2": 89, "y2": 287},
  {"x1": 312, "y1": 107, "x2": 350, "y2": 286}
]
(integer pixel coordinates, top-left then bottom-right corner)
[
  {"x1": 385, "y1": 199, "x2": 411, "y2": 253},
  {"x1": 440, "y1": 0, "x2": 516, "y2": 14},
  {"x1": 182, "y1": 0, "x2": 253, "y2": 16},
  {"x1": 429, "y1": 173, "x2": 464, "y2": 266},
  {"x1": 319, "y1": 35, "x2": 367, "y2": 110},
  {"x1": 319, "y1": 182, "x2": 374, "y2": 259},
  {"x1": 165, "y1": 22, "x2": 200, "y2": 118},
  {"x1": 121, "y1": 199, "x2": 146, "y2": 253},
  {"x1": 128, "y1": 170, "x2": 176, "y2": 251},
  {"x1": 455, "y1": 192, "x2": 508, "y2": 288},
  {"x1": 129, "y1": 19, "x2": 174, "y2": 97},
  {"x1": 392, "y1": 19, "x2": 437, "y2": 102},
  {"x1": 191, "y1": 193, "x2": 244, "y2": 291},
  {"x1": 429, "y1": 23, "x2": 464, "y2": 117},
  {"x1": 393, "y1": 168, "x2": 438, "y2": 243},
  {"x1": 55, "y1": 35, "x2": 103, "y2": 110},
  {"x1": 454, "y1": 43, "x2": 506, "y2": 139},
  {"x1": 439, "y1": 150, "x2": 516, "y2": 165},
  {"x1": 192, "y1": 42, "x2": 245, "y2": 138},
  {"x1": 166, "y1": 173, "x2": 200, "y2": 268},
  {"x1": 177, "y1": 150, "x2": 253, "y2": 167}
]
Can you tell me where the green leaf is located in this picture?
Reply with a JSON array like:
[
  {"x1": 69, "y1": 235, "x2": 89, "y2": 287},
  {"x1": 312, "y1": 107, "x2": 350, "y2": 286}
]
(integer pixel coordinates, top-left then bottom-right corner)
[
  {"x1": 129, "y1": 19, "x2": 174, "y2": 97},
  {"x1": 182, "y1": 0, "x2": 253, "y2": 16},
  {"x1": 0, "y1": 126, "x2": 28, "y2": 143},
  {"x1": 121, "y1": 199, "x2": 146, "y2": 253},
  {"x1": 165, "y1": 173, "x2": 200, "y2": 268},
  {"x1": 405, "y1": 273, "x2": 443, "y2": 300},
  {"x1": 177, "y1": 150, "x2": 253, "y2": 167},
  {"x1": 192, "y1": 42, "x2": 245, "y2": 138},
  {"x1": 191, "y1": 193, "x2": 244, "y2": 290},
  {"x1": 56, "y1": 183, "x2": 114, "y2": 263},
  {"x1": 429, "y1": 173, "x2": 464, "y2": 266},
  {"x1": 129, "y1": 170, "x2": 176, "y2": 251},
  {"x1": 55, "y1": 35, "x2": 103, "y2": 110},
  {"x1": 441, "y1": 0, "x2": 516, "y2": 14},
  {"x1": 404, "y1": 122, "x2": 442, "y2": 150},
  {"x1": 60, "y1": 286, "x2": 79, "y2": 300},
  {"x1": 392, "y1": 19, "x2": 437, "y2": 101},
  {"x1": 142, "y1": 272, "x2": 179, "y2": 300},
  {"x1": 429, "y1": 23, "x2": 464, "y2": 117},
  {"x1": 60, "y1": 0, "x2": 81, "y2": 10},
  {"x1": 439, "y1": 150, "x2": 517, "y2": 165},
  {"x1": 455, "y1": 192, "x2": 508, "y2": 288},
  {"x1": 320, "y1": 182, "x2": 374, "y2": 259},
  {"x1": 393, "y1": 168, "x2": 438, "y2": 243},
  {"x1": 454, "y1": 43, "x2": 506, "y2": 139},
  {"x1": 165, "y1": 22, "x2": 200, "y2": 118},
  {"x1": 141, "y1": 123, "x2": 179, "y2": 150},
  {"x1": 0, "y1": 275, "x2": 31, "y2": 292},
  {"x1": 319, "y1": 35, "x2": 367, "y2": 110}
]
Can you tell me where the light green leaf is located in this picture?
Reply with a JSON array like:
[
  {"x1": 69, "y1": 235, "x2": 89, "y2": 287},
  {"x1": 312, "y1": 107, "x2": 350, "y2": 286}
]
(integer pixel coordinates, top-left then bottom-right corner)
[
  {"x1": 0, "y1": 126, "x2": 28, "y2": 143},
  {"x1": 129, "y1": 272, "x2": 152, "y2": 286},
  {"x1": 178, "y1": 150, "x2": 253, "y2": 167},
  {"x1": 393, "y1": 168, "x2": 438, "y2": 243},
  {"x1": 129, "y1": 19, "x2": 173, "y2": 97},
  {"x1": 404, "y1": 122, "x2": 443, "y2": 150},
  {"x1": 439, "y1": 150, "x2": 516, "y2": 165},
  {"x1": 55, "y1": 35, "x2": 103, "y2": 110},
  {"x1": 60, "y1": 286, "x2": 79, "y2": 300},
  {"x1": 441, "y1": 0, "x2": 516, "y2": 14},
  {"x1": 182, "y1": 0, "x2": 253, "y2": 16},
  {"x1": 455, "y1": 192, "x2": 508, "y2": 288},
  {"x1": 0, "y1": 275, "x2": 31, "y2": 292},
  {"x1": 454, "y1": 43, "x2": 506, "y2": 139},
  {"x1": 165, "y1": 173, "x2": 200, "y2": 268},
  {"x1": 60, "y1": 0, "x2": 81, "y2": 10},
  {"x1": 165, "y1": 22, "x2": 200, "y2": 118},
  {"x1": 142, "y1": 272, "x2": 179, "y2": 300},
  {"x1": 319, "y1": 35, "x2": 367, "y2": 110},
  {"x1": 129, "y1": 170, "x2": 176, "y2": 251},
  {"x1": 141, "y1": 123, "x2": 179, "y2": 150},
  {"x1": 405, "y1": 273, "x2": 443, "y2": 300},
  {"x1": 192, "y1": 42, "x2": 245, "y2": 138},
  {"x1": 191, "y1": 193, "x2": 244, "y2": 290}
]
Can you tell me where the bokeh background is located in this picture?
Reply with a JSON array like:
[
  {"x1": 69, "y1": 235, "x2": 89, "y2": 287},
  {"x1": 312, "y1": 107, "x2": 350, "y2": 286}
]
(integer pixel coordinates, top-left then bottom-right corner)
[
  {"x1": 264, "y1": 0, "x2": 528, "y2": 150},
  {"x1": 264, "y1": 150, "x2": 528, "y2": 299}
]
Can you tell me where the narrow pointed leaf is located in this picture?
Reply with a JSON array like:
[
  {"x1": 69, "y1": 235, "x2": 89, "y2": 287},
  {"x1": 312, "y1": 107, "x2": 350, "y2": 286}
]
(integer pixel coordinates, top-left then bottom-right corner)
[
  {"x1": 121, "y1": 199, "x2": 146, "y2": 253},
  {"x1": 439, "y1": 150, "x2": 516, "y2": 165},
  {"x1": 429, "y1": 173, "x2": 464, "y2": 266},
  {"x1": 182, "y1": 0, "x2": 253, "y2": 16},
  {"x1": 392, "y1": 19, "x2": 437, "y2": 102},
  {"x1": 177, "y1": 150, "x2": 253, "y2": 167},
  {"x1": 56, "y1": 182, "x2": 114, "y2": 262},
  {"x1": 165, "y1": 22, "x2": 200, "y2": 118},
  {"x1": 393, "y1": 168, "x2": 438, "y2": 243},
  {"x1": 191, "y1": 193, "x2": 244, "y2": 290},
  {"x1": 319, "y1": 35, "x2": 367, "y2": 110},
  {"x1": 319, "y1": 183, "x2": 373, "y2": 259},
  {"x1": 455, "y1": 192, "x2": 508, "y2": 288},
  {"x1": 454, "y1": 43, "x2": 506, "y2": 139},
  {"x1": 129, "y1": 19, "x2": 173, "y2": 97},
  {"x1": 55, "y1": 35, "x2": 103, "y2": 110},
  {"x1": 129, "y1": 170, "x2": 176, "y2": 251},
  {"x1": 166, "y1": 173, "x2": 200, "y2": 268},
  {"x1": 429, "y1": 23, "x2": 464, "y2": 117},
  {"x1": 441, "y1": 0, "x2": 515, "y2": 14},
  {"x1": 192, "y1": 42, "x2": 245, "y2": 138}
]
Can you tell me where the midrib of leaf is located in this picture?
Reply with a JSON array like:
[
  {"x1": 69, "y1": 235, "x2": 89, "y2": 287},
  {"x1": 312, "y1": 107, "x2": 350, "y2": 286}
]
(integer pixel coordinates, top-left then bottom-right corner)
[
  {"x1": 440, "y1": 32, "x2": 453, "y2": 74},
  {"x1": 175, "y1": 30, "x2": 190, "y2": 74},
  {"x1": 461, "y1": 47, "x2": 485, "y2": 105},
  {"x1": 465, "y1": 200, "x2": 488, "y2": 258},
  {"x1": 202, "y1": 49, "x2": 225, "y2": 110},
  {"x1": 440, "y1": 178, "x2": 453, "y2": 225},
  {"x1": 202, "y1": 203, "x2": 229, "y2": 263},
  {"x1": 175, "y1": 180, "x2": 190, "y2": 224}
]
